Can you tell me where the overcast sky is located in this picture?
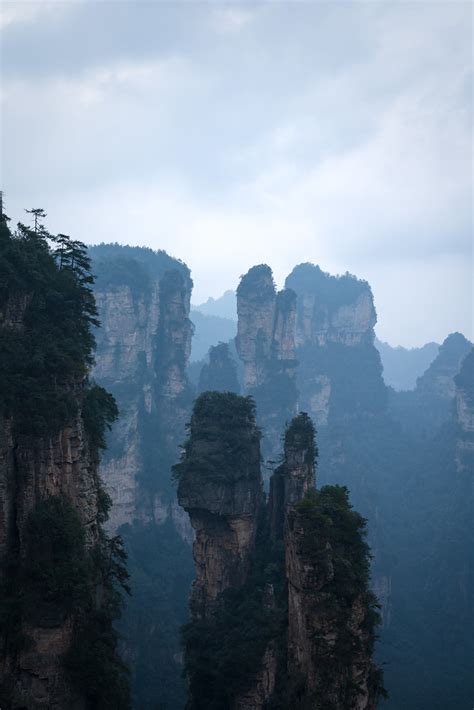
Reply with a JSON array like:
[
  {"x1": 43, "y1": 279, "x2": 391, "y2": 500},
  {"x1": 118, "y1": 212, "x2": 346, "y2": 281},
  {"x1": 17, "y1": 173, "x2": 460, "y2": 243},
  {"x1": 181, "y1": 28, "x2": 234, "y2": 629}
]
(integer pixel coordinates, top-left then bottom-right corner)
[{"x1": 1, "y1": 0, "x2": 472, "y2": 346}]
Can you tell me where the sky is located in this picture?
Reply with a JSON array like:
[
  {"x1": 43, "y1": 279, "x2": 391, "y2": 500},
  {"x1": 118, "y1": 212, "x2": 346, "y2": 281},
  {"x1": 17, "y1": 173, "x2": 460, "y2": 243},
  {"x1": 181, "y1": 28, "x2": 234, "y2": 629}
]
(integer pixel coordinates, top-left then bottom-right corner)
[{"x1": 1, "y1": 0, "x2": 472, "y2": 347}]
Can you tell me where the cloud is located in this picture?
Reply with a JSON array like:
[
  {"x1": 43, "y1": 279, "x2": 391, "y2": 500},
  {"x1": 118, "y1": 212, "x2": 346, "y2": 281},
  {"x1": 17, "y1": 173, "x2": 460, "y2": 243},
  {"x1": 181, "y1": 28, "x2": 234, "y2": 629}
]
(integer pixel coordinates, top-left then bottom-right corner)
[{"x1": 1, "y1": 0, "x2": 472, "y2": 346}]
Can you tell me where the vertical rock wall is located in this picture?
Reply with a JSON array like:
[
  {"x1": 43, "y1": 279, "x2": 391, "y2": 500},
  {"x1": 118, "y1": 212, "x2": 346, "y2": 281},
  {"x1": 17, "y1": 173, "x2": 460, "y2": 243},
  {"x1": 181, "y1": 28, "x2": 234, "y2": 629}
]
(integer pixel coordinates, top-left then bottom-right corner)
[
  {"x1": 236, "y1": 265, "x2": 298, "y2": 466},
  {"x1": 92, "y1": 252, "x2": 194, "y2": 532}
]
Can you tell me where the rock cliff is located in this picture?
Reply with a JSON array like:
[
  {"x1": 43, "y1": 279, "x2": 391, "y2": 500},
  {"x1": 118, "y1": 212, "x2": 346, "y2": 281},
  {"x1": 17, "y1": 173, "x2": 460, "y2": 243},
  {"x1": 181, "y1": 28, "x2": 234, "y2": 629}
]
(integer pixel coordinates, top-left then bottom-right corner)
[
  {"x1": 176, "y1": 392, "x2": 262, "y2": 619},
  {"x1": 91, "y1": 245, "x2": 193, "y2": 531},
  {"x1": 0, "y1": 218, "x2": 128, "y2": 709},
  {"x1": 235, "y1": 265, "x2": 298, "y2": 464},
  {"x1": 89, "y1": 245, "x2": 195, "y2": 708},
  {"x1": 177, "y1": 395, "x2": 383, "y2": 709},
  {"x1": 285, "y1": 262, "x2": 385, "y2": 426}
]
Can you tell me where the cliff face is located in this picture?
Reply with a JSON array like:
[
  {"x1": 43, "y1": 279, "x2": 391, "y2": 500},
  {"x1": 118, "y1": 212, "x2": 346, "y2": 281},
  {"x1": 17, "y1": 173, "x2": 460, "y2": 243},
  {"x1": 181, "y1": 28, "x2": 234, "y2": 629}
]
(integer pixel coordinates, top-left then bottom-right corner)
[
  {"x1": 0, "y1": 222, "x2": 128, "y2": 710},
  {"x1": 178, "y1": 397, "x2": 383, "y2": 709},
  {"x1": 285, "y1": 263, "x2": 385, "y2": 427},
  {"x1": 235, "y1": 265, "x2": 298, "y2": 464},
  {"x1": 285, "y1": 494, "x2": 379, "y2": 710},
  {"x1": 90, "y1": 246, "x2": 196, "y2": 709},
  {"x1": 91, "y1": 247, "x2": 193, "y2": 531},
  {"x1": 0, "y1": 405, "x2": 99, "y2": 709},
  {"x1": 176, "y1": 393, "x2": 262, "y2": 619}
]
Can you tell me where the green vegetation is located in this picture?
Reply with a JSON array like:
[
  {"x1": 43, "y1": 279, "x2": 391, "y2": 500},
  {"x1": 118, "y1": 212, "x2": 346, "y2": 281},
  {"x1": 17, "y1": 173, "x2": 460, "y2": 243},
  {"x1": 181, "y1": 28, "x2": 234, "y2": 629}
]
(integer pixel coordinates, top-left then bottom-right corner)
[
  {"x1": 90, "y1": 243, "x2": 192, "y2": 294},
  {"x1": 285, "y1": 262, "x2": 369, "y2": 312},
  {"x1": 295, "y1": 486, "x2": 374, "y2": 597},
  {"x1": 180, "y1": 408, "x2": 383, "y2": 709},
  {"x1": 236, "y1": 263, "x2": 275, "y2": 301},
  {"x1": 0, "y1": 211, "x2": 109, "y2": 438},
  {"x1": 173, "y1": 391, "x2": 261, "y2": 484},
  {"x1": 183, "y1": 518, "x2": 287, "y2": 710},
  {"x1": 284, "y1": 412, "x2": 317, "y2": 467},
  {"x1": 0, "y1": 209, "x2": 130, "y2": 708},
  {"x1": 286, "y1": 486, "x2": 386, "y2": 707}
]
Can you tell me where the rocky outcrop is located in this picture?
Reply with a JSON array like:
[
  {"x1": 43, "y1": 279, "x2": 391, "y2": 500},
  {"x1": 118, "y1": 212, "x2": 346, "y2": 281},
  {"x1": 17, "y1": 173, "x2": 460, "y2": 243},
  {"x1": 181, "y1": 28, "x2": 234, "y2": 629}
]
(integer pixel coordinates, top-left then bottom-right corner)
[
  {"x1": 0, "y1": 222, "x2": 128, "y2": 710},
  {"x1": 176, "y1": 393, "x2": 262, "y2": 619},
  {"x1": 0, "y1": 407, "x2": 100, "y2": 709},
  {"x1": 91, "y1": 246, "x2": 194, "y2": 532},
  {"x1": 285, "y1": 263, "x2": 385, "y2": 426},
  {"x1": 236, "y1": 265, "x2": 298, "y2": 464},
  {"x1": 178, "y1": 397, "x2": 383, "y2": 709},
  {"x1": 286, "y1": 263, "x2": 376, "y2": 350},
  {"x1": 286, "y1": 495, "x2": 379, "y2": 710},
  {"x1": 269, "y1": 413, "x2": 315, "y2": 540}
]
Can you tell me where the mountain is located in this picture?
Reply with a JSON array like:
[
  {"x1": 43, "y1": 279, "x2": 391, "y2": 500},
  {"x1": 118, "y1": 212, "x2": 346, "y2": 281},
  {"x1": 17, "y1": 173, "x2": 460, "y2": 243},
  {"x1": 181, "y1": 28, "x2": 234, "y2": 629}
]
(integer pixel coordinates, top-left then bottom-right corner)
[
  {"x1": 375, "y1": 338, "x2": 439, "y2": 391},
  {"x1": 89, "y1": 243, "x2": 195, "y2": 709},
  {"x1": 192, "y1": 289, "x2": 237, "y2": 320},
  {"x1": 176, "y1": 395, "x2": 385, "y2": 709},
  {"x1": 0, "y1": 216, "x2": 129, "y2": 708},
  {"x1": 189, "y1": 310, "x2": 236, "y2": 362}
]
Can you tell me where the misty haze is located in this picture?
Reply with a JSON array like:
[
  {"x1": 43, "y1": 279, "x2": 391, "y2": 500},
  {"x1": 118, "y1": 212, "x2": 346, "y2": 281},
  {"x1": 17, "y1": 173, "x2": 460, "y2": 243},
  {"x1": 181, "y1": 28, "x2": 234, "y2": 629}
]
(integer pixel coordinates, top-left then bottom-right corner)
[{"x1": 0, "y1": 2, "x2": 472, "y2": 710}]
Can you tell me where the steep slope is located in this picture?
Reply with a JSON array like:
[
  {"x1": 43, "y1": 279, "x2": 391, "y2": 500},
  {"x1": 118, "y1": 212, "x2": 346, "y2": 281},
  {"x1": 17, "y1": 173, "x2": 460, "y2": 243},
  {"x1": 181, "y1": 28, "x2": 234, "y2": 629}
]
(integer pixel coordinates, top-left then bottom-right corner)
[
  {"x1": 176, "y1": 395, "x2": 384, "y2": 709},
  {"x1": 0, "y1": 215, "x2": 128, "y2": 709},
  {"x1": 89, "y1": 244, "x2": 195, "y2": 709},
  {"x1": 236, "y1": 265, "x2": 298, "y2": 465}
]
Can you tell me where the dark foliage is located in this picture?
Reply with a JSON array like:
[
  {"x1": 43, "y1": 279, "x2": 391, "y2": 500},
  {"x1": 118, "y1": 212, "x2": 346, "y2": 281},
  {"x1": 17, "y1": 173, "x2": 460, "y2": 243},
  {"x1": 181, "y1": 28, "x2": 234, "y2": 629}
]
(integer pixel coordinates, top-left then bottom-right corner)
[
  {"x1": 173, "y1": 391, "x2": 261, "y2": 484},
  {"x1": 285, "y1": 262, "x2": 369, "y2": 312},
  {"x1": 0, "y1": 211, "x2": 130, "y2": 707}
]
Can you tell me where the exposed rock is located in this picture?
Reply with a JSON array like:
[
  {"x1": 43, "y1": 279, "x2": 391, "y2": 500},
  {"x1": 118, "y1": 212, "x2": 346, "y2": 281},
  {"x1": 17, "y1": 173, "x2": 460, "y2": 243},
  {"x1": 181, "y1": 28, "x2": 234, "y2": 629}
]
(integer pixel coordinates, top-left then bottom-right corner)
[
  {"x1": 269, "y1": 412, "x2": 316, "y2": 540},
  {"x1": 286, "y1": 263, "x2": 376, "y2": 350},
  {"x1": 0, "y1": 320, "x2": 116, "y2": 707},
  {"x1": 285, "y1": 262, "x2": 384, "y2": 425},
  {"x1": 91, "y1": 251, "x2": 194, "y2": 532},
  {"x1": 236, "y1": 265, "x2": 298, "y2": 464},
  {"x1": 176, "y1": 392, "x2": 262, "y2": 619},
  {"x1": 285, "y1": 491, "x2": 379, "y2": 710},
  {"x1": 179, "y1": 399, "x2": 383, "y2": 709}
]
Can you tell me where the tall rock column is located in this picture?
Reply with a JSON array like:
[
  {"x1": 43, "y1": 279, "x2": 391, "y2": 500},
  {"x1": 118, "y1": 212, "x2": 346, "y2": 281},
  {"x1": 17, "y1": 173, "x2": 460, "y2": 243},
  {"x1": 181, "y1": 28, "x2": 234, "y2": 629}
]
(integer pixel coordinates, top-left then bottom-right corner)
[
  {"x1": 91, "y1": 247, "x2": 194, "y2": 530},
  {"x1": 269, "y1": 412, "x2": 316, "y2": 541},
  {"x1": 235, "y1": 265, "x2": 298, "y2": 468},
  {"x1": 176, "y1": 392, "x2": 263, "y2": 620},
  {"x1": 285, "y1": 486, "x2": 381, "y2": 710}
]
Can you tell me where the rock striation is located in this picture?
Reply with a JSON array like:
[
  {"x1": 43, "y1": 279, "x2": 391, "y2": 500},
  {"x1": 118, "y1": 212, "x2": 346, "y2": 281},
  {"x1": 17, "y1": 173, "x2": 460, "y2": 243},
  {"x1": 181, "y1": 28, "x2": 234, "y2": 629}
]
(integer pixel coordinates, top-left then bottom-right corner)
[
  {"x1": 285, "y1": 262, "x2": 385, "y2": 426},
  {"x1": 176, "y1": 392, "x2": 262, "y2": 619},
  {"x1": 235, "y1": 265, "x2": 298, "y2": 465},
  {"x1": 0, "y1": 400, "x2": 102, "y2": 708},
  {"x1": 91, "y1": 245, "x2": 194, "y2": 531},
  {"x1": 0, "y1": 220, "x2": 128, "y2": 709},
  {"x1": 177, "y1": 395, "x2": 384, "y2": 709}
]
